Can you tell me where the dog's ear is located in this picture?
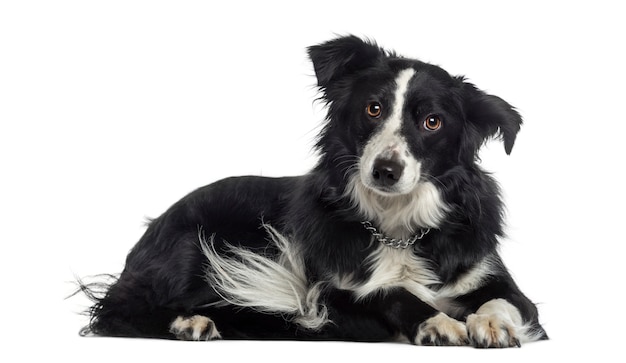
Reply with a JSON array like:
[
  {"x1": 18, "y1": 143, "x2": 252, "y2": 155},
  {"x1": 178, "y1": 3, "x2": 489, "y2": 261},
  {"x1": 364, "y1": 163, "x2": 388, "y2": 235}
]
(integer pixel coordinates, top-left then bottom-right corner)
[
  {"x1": 308, "y1": 35, "x2": 385, "y2": 90},
  {"x1": 461, "y1": 82, "x2": 523, "y2": 157}
]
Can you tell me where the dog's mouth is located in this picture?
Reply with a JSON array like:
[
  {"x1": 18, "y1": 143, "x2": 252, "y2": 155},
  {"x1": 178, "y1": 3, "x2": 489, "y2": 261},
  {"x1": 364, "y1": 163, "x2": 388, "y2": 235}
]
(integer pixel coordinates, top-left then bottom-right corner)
[{"x1": 362, "y1": 178, "x2": 420, "y2": 197}]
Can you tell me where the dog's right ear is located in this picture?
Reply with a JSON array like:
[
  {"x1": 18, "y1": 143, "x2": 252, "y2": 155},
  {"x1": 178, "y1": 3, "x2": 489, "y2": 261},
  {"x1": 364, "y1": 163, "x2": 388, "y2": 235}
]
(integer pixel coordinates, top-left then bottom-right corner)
[{"x1": 308, "y1": 35, "x2": 385, "y2": 90}]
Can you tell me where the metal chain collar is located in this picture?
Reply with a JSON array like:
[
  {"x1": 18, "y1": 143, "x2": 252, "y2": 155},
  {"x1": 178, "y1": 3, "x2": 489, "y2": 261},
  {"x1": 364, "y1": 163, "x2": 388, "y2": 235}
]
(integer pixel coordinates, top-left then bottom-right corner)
[{"x1": 361, "y1": 221, "x2": 430, "y2": 249}]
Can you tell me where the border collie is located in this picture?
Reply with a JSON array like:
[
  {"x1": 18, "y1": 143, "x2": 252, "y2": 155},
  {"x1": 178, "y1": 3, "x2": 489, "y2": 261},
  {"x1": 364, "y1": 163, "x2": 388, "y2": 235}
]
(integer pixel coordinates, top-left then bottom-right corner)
[{"x1": 79, "y1": 35, "x2": 547, "y2": 348}]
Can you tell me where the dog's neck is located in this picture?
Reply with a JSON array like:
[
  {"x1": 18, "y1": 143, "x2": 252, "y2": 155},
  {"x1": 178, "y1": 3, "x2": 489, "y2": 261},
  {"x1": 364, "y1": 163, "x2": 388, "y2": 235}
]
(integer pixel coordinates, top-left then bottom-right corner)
[
  {"x1": 344, "y1": 175, "x2": 449, "y2": 239},
  {"x1": 360, "y1": 220, "x2": 430, "y2": 249}
]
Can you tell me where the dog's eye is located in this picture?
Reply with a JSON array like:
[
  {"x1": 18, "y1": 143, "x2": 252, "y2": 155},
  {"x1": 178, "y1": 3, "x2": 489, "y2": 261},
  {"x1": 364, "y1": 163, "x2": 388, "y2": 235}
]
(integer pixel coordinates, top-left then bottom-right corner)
[
  {"x1": 423, "y1": 115, "x2": 442, "y2": 131},
  {"x1": 366, "y1": 102, "x2": 383, "y2": 119}
]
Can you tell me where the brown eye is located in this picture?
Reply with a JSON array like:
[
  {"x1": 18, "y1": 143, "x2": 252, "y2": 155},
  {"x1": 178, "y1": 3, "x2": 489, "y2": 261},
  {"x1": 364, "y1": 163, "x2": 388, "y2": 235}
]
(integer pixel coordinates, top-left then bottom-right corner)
[
  {"x1": 366, "y1": 102, "x2": 382, "y2": 118},
  {"x1": 423, "y1": 115, "x2": 442, "y2": 131}
]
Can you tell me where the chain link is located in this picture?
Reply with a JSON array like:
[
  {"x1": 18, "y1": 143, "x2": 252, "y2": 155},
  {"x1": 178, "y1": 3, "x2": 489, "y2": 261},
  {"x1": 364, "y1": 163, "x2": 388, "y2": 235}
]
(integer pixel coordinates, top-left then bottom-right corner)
[{"x1": 361, "y1": 221, "x2": 430, "y2": 249}]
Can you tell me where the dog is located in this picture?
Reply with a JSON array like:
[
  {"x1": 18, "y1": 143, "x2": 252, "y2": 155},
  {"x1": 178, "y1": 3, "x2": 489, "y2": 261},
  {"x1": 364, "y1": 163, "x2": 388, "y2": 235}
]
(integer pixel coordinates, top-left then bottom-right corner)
[{"x1": 79, "y1": 35, "x2": 547, "y2": 348}]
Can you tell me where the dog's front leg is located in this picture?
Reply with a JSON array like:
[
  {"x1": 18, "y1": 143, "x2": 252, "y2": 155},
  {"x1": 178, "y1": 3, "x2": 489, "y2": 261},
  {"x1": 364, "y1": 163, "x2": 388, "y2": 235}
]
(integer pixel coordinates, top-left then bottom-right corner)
[
  {"x1": 456, "y1": 270, "x2": 548, "y2": 347},
  {"x1": 375, "y1": 288, "x2": 469, "y2": 346},
  {"x1": 465, "y1": 298, "x2": 523, "y2": 348}
]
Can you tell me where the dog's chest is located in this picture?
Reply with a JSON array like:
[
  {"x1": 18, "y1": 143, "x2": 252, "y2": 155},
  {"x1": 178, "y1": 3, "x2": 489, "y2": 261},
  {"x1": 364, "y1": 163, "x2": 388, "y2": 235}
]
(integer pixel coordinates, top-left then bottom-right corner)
[{"x1": 335, "y1": 245, "x2": 440, "y2": 305}]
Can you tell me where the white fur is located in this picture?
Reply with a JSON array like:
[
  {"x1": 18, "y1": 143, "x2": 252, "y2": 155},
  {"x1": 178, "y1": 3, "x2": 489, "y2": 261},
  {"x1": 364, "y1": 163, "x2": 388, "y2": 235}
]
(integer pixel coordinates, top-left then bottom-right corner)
[
  {"x1": 360, "y1": 69, "x2": 419, "y2": 196},
  {"x1": 353, "y1": 244, "x2": 439, "y2": 305},
  {"x1": 345, "y1": 174, "x2": 449, "y2": 238},
  {"x1": 200, "y1": 224, "x2": 329, "y2": 330},
  {"x1": 466, "y1": 298, "x2": 542, "y2": 346}
]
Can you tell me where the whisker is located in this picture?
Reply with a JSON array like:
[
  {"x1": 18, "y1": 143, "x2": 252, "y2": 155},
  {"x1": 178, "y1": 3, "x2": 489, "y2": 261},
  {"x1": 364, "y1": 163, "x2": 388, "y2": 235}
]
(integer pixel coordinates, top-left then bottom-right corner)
[
  {"x1": 342, "y1": 164, "x2": 359, "y2": 180},
  {"x1": 335, "y1": 160, "x2": 358, "y2": 168},
  {"x1": 332, "y1": 154, "x2": 360, "y2": 181},
  {"x1": 421, "y1": 172, "x2": 447, "y2": 190},
  {"x1": 332, "y1": 155, "x2": 360, "y2": 164}
]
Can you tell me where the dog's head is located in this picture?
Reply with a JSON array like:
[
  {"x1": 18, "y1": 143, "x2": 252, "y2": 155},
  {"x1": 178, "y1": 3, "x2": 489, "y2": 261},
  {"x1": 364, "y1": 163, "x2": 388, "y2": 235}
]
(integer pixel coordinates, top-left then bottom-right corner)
[{"x1": 309, "y1": 36, "x2": 522, "y2": 198}]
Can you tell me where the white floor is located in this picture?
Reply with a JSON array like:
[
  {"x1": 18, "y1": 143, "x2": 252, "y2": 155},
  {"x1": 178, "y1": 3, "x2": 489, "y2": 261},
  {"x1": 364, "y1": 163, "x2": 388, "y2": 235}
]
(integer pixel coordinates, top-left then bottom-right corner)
[{"x1": 32, "y1": 320, "x2": 592, "y2": 363}]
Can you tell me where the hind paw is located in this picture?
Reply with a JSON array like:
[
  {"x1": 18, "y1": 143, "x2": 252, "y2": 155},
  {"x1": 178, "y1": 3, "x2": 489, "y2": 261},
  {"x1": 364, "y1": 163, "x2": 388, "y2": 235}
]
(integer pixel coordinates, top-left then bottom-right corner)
[{"x1": 169, "y1": 315, "x2": 222, "y2": 341}]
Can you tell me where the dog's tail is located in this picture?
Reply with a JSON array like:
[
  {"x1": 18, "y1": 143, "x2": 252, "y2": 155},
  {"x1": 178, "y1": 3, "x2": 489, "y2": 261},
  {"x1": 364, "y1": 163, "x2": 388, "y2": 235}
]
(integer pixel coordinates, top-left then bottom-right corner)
[
  {"x1": 200, "y1": 224, "x2": 330, "y2": 330},
  {"x1": 71, "y1": 273, "x2": 177, "y2": 338},
  {"x1": 70, "y1": 274, "x2": 119, "y2": 336}
]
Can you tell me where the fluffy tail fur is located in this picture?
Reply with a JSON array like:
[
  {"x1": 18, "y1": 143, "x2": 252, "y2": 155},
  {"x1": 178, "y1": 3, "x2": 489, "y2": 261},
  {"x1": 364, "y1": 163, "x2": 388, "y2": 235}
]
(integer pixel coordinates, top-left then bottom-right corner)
[
  {"x1": 73, "y1": 273, "x2": 178, "y2": 338},
  {"x1": 200, "y1": 224, "x2": 330, "y2": 330}
]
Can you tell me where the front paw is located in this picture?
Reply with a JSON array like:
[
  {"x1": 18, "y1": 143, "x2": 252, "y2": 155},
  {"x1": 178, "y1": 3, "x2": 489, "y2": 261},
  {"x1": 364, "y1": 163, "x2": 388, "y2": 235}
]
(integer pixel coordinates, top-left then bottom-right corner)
[
  {"x1": 415, "y1": 312, "x2": 470, "y2": 346},
  {"x1": 466, "y1": 313, "x2": 521, "y2": 348}
]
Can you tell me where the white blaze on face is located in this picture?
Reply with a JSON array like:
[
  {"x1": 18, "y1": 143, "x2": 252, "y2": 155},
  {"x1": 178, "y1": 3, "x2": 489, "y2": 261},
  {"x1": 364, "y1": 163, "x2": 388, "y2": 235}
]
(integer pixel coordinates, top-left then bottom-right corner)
[
  {"x1": 348, "y1": 68, "x2": 448, "y2": 235},
  {"x1": 360, "y1": 68, "x2": 420, "y2": 195}
]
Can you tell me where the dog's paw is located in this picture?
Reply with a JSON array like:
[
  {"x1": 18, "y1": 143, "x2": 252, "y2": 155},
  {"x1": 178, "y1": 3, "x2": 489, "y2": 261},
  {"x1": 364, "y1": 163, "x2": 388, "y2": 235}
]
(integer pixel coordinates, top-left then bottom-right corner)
[
  {"x1": 415, "y1": 312, "x2": 470, "y2": 346},
  {"x1": 466, "y1": 313, "x2": 521, "y2": 348},
  {"x1": 169, "y1": 315, "x2": 222, "y2": 341}
]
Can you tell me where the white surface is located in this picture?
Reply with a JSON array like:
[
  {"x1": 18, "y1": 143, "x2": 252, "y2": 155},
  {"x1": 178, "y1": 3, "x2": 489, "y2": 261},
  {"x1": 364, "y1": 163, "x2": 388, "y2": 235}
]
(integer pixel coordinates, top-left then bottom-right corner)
[{"x1": 1, "y1": 1, "x2": 624, "y2": 361}]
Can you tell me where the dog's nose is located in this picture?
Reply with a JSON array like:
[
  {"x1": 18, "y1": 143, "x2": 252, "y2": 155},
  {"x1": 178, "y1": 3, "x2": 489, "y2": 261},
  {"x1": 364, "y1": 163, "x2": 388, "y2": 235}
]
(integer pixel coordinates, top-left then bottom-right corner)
[{"x1": 372, "y1": 158, "x2": 404, "y2": 187}]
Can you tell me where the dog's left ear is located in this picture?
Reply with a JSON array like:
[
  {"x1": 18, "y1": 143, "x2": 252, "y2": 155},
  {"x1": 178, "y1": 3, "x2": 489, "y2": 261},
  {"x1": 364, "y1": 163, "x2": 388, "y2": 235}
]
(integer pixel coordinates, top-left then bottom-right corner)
[
  {"x1": 462, "y1": 82, "x2": 523, "y2": 156},
  {"x1": 308, "y1": 35, "x2": 385, "y2": 92}
]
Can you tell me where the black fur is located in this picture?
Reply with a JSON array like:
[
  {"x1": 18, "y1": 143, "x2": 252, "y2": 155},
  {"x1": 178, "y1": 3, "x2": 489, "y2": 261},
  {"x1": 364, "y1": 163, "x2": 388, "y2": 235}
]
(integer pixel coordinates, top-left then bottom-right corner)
[{"x1": 78, "y1": 36, "x2": 547, "y2": 346}]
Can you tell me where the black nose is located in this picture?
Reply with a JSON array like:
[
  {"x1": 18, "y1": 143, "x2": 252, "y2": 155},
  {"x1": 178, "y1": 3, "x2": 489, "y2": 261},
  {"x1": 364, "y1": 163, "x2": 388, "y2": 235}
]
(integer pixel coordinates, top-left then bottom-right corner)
[{"x1": 372, "y1": 158, "x2": 404, "y2": 187}]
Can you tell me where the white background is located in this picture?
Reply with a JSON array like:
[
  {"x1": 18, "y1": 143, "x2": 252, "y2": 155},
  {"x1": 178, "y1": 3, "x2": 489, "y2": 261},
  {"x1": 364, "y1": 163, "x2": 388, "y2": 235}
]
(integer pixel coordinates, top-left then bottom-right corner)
[{"x1": 1, "y1": 1, "x2": 625, "y2": 361}]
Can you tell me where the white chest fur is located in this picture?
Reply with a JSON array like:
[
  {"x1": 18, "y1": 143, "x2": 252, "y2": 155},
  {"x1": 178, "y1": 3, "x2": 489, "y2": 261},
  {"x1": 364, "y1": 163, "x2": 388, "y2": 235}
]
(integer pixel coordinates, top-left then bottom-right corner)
[
  {"x1": 335, "y1": 245, "x2": 497, "y2": 312},
  {"x1": 336, "y1": 244, "x2": 439, "y2": 305}
]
